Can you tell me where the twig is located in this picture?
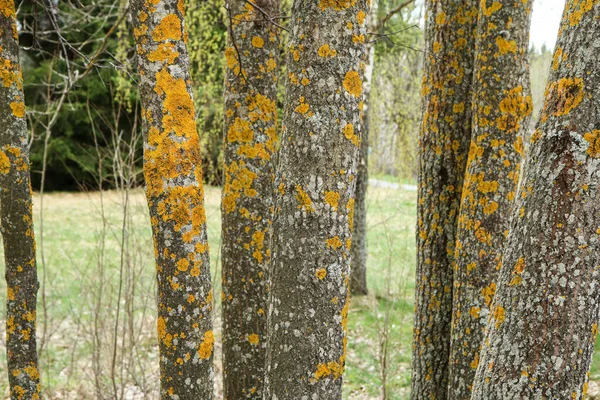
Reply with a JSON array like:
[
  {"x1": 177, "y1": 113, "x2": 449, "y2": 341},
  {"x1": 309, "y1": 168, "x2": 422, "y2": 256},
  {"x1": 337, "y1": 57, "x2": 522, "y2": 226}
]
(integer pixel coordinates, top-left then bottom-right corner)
[
  {"x1": 374, "y1": 0, "x2": 416, "y2": 32},
  {"x1": 244, "y1": 0, "x2": 289, "y2": 32}
]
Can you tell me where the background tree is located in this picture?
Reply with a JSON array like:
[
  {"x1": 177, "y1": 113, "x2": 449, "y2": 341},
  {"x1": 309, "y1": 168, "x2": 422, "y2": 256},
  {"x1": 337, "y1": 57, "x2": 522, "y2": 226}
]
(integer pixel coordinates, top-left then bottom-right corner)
[
  {"x1": 411, "y1": 1, "x2": 477, "y2": 398},
  {"x1": 263, "y1": 0, "x2": 368, "y2": 397},
  {"x1": 0, "y1": 0, "x2": 42, "y2": 397},
  {"x1": 471, "y1": 2, "x2": 600, "y2": 398},
  {"x1": 221, "y1": 0, "x2": 279, "y2": 398},
  {"x1": 447, "y1": 1, "x2": 533, "y2": 398},
  {"x1": 130, "y1": 0, "x2": 214, "y2": 397}
]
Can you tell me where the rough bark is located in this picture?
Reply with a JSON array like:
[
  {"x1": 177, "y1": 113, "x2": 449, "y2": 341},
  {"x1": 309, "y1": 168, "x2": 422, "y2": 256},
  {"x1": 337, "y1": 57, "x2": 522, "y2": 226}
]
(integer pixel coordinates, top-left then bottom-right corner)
[
  {"x1": 220, "y1": 0, "x2": 279, "y2": 398},
  {"x1": 411, "y1": 1, "x2": 477, "y2": 398},
  {"x1": 263, "y1": 0, "x2": 368, "y2": 397},
  {"x1": 471, "y1": 2, "x2": 600, "y2": 399},
  {"x1": 447, "y1": 1, "x2": 533, "y2": 399},
  {"x1": 0, "y1": 1, "x2": 42, "y2": 398},
  {"x1": 130, "y1": 0, "x2": 214, "y2": 397}
]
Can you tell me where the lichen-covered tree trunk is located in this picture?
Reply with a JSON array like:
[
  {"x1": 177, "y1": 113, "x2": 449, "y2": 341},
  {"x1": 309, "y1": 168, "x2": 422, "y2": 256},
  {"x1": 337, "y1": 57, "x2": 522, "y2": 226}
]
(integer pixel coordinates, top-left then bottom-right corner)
[
  {"x1": 263, "y1": 0, "x2": 368, "y2": 397},
  {"x1": 411, "y1": 1, "x2": 477, "y2": 398},
  {"x1": 0, "y1": 1, "x2": 42, "y2": 398},
  {"x1": 131, "y1": 0, "x2": 214, "y2": 397},
  {"x1": 471, "y1": 2, "x2": 600, "y2": 399},
  {"x1": 221, "y1": 1, "x2": 279, "y2": 398},
  {"x1": 350, "y1": 2, "x2": 377, "y2": 297},
  {"x1": 447, "y1": 1, "x2": 532, "y2": 398}
]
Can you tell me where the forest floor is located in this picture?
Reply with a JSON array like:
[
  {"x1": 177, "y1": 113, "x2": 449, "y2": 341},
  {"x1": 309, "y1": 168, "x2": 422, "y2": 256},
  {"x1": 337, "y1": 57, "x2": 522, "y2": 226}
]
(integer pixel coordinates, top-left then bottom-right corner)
[{"x1": 0, "y1": 182, "x2": 598, "y2": 399}]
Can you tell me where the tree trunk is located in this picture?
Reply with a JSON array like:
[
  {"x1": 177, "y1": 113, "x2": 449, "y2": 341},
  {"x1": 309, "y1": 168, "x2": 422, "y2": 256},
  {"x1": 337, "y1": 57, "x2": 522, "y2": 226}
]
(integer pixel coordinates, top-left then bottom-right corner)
[
  {"x1": 130, "y1": 1, "x2": 214, "y2": 397},
  {"x1": 447, "y1": 1, "x2": 532, "y2": 399},
  {"x1": 350, "y1": 0, "x2": 378, "y2": 297},
  {"x1": 263, "y1": 0, "x2": 368, "y2": 397},
  {"x1": 411, "y1": 1, "x2": 477, "y2": 398},
  {"x1": 471, "y1": 2, "x2": 600, "y2": 399},
  {"x1": 221, "y1": 1, "x2": 279, "y2": 398},
  {"x1": 0, "y1": 2, "x2": 42, "y2": 398}
]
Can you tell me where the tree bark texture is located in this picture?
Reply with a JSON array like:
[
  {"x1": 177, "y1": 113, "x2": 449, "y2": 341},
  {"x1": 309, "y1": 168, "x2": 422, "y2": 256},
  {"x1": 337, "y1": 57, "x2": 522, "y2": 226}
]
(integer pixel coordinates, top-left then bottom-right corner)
[
  {"x1": 263, "y1": 0, "x2": 368, "y2": 397},
  {"x1": 350, "y1": 1, "x2": 377, "y2": 297},
  {"x1": 221, "y1": 0, "x2": 279, "y2": 398},
  {"x1": 447, "y1": 1, "x2": 533, "y2": 399},
  {"x1": 471, "y1": 2, "x2": 600, "y2": 399},
  {"x1": 0, "y1": 1, "x2": 42, "y2": 398},
  {"x1": 131, "y1": 0, "x2": 214, "y2": 397},
  {"x1": 411, "y1": 1, "x2": 477, "y2": 398}
]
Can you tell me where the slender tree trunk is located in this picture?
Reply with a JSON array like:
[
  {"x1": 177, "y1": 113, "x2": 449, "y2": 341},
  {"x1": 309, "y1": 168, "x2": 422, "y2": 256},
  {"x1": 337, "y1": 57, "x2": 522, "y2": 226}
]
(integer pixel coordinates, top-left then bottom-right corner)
[
  {"x1": 471, "y1": 2, "x2": 600, "y2": 399},
  {"x1": 351, "y1": 1, "x2": 378, "y2": 297},
  {"x1": 130, "y1": 1, "x2": 214, "y2": 397},
  {"x1": 221, "y1": 1, "x2": 279, "y2": 398},
  {"x1": 0, "y1": 2, "x2": 42, "y2": 398},
  {"x1": 447, "y1": 1, "x2": 533, "y2": 399},
  {"x1": 411, "y1": 1, "x2": 477, "y2": 398},
  {"x1": 263, "y1": 0, "x2": 368, "y2": 397}
]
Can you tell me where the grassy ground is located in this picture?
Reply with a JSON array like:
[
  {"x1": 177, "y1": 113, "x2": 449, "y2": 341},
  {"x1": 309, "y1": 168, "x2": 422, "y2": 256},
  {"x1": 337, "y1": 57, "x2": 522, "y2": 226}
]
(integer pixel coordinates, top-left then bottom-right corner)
[
  {"x1": 0, "y1": 184, "x2": 417, "y2": 399},
  {"x1": 2, "y1": 183, "x2": 599, "y2": 399}
]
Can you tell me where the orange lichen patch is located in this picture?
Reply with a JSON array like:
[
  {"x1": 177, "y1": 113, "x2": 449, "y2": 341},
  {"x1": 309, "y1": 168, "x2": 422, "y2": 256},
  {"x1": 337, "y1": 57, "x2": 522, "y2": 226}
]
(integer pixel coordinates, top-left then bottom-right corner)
[
  {"x1": 352, "y1": 34, "x2": 365, "y2": 43},
  {"x1": 247, "y1": 333, "x2": 260, "y2": 345},
  {"x1": 495, "y1": 36, "x2": 517, "y2": 55},
  {"x1": 545, "y1": 77, "x2": 584, "y2": 117},
  {"x1": 317, "y1": 44, "x2": 337, "y2": 57},
  {"x1": 477, "y1": 180, "x2": 498, "y2": 193},
  {"x1": 347, "y1": 198, "x2": 355, "y2": 230},
  {"x1": 318, "y1": 0, "x2": 356, "y2": 11},
  {"x1": 492, "y1": 305, "x2": 505, "y2": 328},
  {"x1": 326, "y1": 236, "x2": 343, "y2": 249},
  {"x1": 295, "y1": 185, "x2": 314, "y2": 212},
  {"x1": 453, "y1": 102, "x2": 465, "y2": 113},
  {"x1": 147, "y1": 43, "x2": 180, "y2": 63},
  {"x1": 483, "y1": 201, "x2": 498, "y2": 215},
  {"x1": 343, "y1": 71, "x2": 362, "y2": 98},
  {"x1": 0, "y1": 0, "x2": 16, "y2": 17},
  {"x1": 435, "y1": 11, "x2": 446, "y2": 25},
  {"x1": 223, "y1": 161, "x2": 258, "y2": 213},
  {"x1": 568, "y1": 0, "x2": 598, "y2": 26},
  {"x1": 314, "y1": 361, "x2": 343, "y2": 381},
  {"x1": 246, "y1": 92, "x2": 277, "y2": 123},
  {"x1": 357, "y1": 10, "x2": 366, "y2": 25},
  {"x1": 342, "y1": 123, "x2": 360, "y2": 146},
  {"x1": 176, "y1": 258, "x2": 189, "y2": 272},
  {"x1": 469, "y1": 307, "x2": 481, "y2": 318},
  {"x1": 514, "y1": 257, "x2": 525, "y2": 274},
  {"x1": 0, "y1": 149, "x2": 10, "y2": 174},
  {"x1": 470, "y1": 353, "x2": 480, "y2": 369},
  {"x1": 482, "y1": 282, "x2": 496, "y2": 306},
  {"x1": 152, "y1": 14, "x2": 182, "y2": 42},
  {"x1": 251, "y1": 36, "x2": 265, "y2": 48},
  {"x1": 227, "y1": 117, "x2": 254, "y2": 143},
  {"x1": 315, "y1": 268, "x2": 327, "y2": 280},
  {"x1": 198, "y1": 330, "x2": 214, "y2": 359},
  {"x1": 552, "y1": 47, "x2": 563, "y2": 70},
  {"x1": 481, "y1": 0, "x2": 502, "y2": 16},
  {"x1": 294, "y1": 96, "x2": 310, "y2": 114},
  {"x1": 157, "y1": 316, "x2": 167, "y2": 340},
  {"x1": 324, "y1": 191, "x2": 340, "y2": 210},
  {"x1": 224, "y1": 47, "x2": 241, "y2": 75},
  {"x1": 0, "y1": 59, "x2": 23, "y2": 89},
  {"x1": 497, "y1": 86, "x2": 532, "y2": 132},
  {"x1": 9, "y1": 101, "x2": 25, "y2": 118},
  {"x1": 584, "y1": 130, "x2": 600, "y2": 157}
]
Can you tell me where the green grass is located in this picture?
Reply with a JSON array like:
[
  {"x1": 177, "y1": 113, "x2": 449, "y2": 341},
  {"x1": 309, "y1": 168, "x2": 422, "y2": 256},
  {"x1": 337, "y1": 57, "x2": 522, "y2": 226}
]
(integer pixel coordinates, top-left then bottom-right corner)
[
  {"x1": 0, "y1": 185, "x2": 418, "y2": 399},
  {"x1": 3, "y1": 184, "x2": 598, "y2": 399}
]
